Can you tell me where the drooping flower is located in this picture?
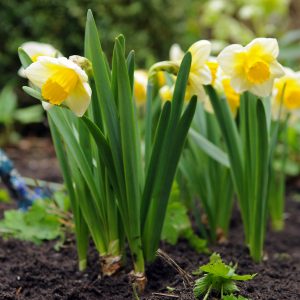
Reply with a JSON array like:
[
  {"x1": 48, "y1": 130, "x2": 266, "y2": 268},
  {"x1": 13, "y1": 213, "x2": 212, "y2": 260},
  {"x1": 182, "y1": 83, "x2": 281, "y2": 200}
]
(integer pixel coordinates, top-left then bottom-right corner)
[
  {"x1": 134, "y1": 70, "x2": 148, "y2": 105},
  {"x1": 273, "y1": 67, "x2": 300, "y2": 111},
  {"x1": 217, "y1": 38, "x2": 285, "y2": 97},
  {"x1": 19, "y1": 42, "x2": 60, "y2": 77},
  {"x1": 150, "y1": 40, "x2": 212, "y2": 102},
  {"x1": 24, "y1": 56, "x2": 91, "y2": 117}
]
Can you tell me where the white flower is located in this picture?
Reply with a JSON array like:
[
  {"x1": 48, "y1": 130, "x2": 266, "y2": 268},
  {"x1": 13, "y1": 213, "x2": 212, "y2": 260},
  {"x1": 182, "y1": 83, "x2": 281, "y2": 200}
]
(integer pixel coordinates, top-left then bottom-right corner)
[
  {"x1": 24, "y1": 56, "x2": 91, "y2": 117},
  {"x1": 185, "y1": 40, "x2": 212, "y2": 101},
  {"x1": 19, "y1": 42, "x2": 60, "y2": 77},
  {"x1": 217, "y1": 38, "x2": 285, "y2": 97}
]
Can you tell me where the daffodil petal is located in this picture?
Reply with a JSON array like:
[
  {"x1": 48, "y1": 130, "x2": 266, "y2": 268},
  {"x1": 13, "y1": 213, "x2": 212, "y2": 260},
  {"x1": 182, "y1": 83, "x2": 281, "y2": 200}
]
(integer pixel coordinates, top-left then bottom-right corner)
[
  {"x1": 230, "y1": 76, "x2": 251, "y2": 93},
  {"x1": 249, "y1": 79, "x2": 274, "y2": 97},
  {"x1": 270, "y1": 61, "x2": 285, "y2": 78},
  {"x1": 217, "y1": 44, "x2": 244, "y2": 76},
  {"x1": 169, "y1": 44, "x2": 184, "y2": 62},
  {"x1": 24, "y1": 59, "x2": 58, "y2": 88},
  {"x1": 189, "y1": 40, "x2": 211, "y2": 69},
  {"x1": 64, "y1": 82, "x2": 91, "y2": 117},
  {"x1": 245, "y1": 38, "x2": 279, "y2": 58},
  {"x1": 21, "y1": 42, "x2": 58, "y2": 58},
  {"x1": 42, "y1": 101, "x2": 54, "y2": 111}
]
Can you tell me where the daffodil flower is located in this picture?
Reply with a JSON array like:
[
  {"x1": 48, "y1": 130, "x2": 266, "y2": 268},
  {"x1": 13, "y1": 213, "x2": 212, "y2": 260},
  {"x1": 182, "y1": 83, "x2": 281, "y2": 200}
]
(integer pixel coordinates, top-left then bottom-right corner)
[
  {"x1": 24, "y1": 56, "x2": 91, "y2": 117},
  {"x1": 18, "y1": 42, "x2": 60, "y2": 77},
  {"x1": 217, "y1": 38, "x2": 285, "y2": 97},
  {"x1": 186, "y1": 40, "x2": 212, "y2": 100},
  {"x1": 149, "y1": 40, "x2": 212, "y2": 101},
  {"x1": 134, "y1": 70, "x2": 148, "y2": 105},
  {"x1": 273, "y1": 67, "x2": 300, "y2": 111}
]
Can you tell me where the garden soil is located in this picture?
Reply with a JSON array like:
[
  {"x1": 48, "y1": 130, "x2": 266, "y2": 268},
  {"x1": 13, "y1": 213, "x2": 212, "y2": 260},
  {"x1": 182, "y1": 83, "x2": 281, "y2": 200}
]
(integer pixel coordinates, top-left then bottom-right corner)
[{"x1": 0, "y1": 137, "x2": 299, "y2": 299}]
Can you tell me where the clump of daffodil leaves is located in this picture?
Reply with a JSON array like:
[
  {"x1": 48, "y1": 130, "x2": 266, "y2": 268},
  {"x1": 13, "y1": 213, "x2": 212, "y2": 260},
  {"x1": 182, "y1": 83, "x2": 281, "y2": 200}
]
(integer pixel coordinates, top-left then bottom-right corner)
[{"x1": 193, "y1": 253, "x2": 255, "y2": 300}]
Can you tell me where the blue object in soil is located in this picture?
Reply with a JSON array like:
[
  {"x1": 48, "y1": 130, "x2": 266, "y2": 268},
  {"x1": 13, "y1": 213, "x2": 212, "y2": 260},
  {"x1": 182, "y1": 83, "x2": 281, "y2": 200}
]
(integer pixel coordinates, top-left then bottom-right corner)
[{"x1": 0, "y1": 149, "x2": 51, "y2": 210}]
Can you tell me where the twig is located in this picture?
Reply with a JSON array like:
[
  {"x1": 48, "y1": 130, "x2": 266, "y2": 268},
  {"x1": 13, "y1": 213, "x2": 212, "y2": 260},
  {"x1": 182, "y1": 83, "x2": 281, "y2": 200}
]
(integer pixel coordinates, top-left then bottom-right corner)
[
  {"x1": 152, "y1": 292, "x2": 179, "y2": 298},
  {"x1": 156, "y1": 249, "x2": 193, "y2": 287}
]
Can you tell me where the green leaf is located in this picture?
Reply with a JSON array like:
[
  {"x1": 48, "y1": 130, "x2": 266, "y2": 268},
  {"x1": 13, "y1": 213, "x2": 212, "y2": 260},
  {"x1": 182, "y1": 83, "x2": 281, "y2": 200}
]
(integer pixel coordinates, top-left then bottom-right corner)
[{"x1": 189, "y1": 128, "x2": 230, "y2": 168}]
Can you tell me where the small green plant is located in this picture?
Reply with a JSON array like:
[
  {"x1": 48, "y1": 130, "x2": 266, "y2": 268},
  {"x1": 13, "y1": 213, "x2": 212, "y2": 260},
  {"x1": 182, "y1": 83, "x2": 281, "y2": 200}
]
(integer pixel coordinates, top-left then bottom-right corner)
[
  {"x1": 0, "y1": 196, "x2": 68, "y2": 246},
  {"x1": 193, "y1": 253, "x2": 255, "y2": 300},
  {"x1": 162, "y1": 183, "x2": 209, "y2": 254}
]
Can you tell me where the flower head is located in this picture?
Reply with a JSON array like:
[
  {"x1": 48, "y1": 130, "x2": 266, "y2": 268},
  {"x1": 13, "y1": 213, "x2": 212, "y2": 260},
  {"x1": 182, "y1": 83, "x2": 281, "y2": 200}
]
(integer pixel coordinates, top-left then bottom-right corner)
[
  {"x1": 217, "y1": 38, "x2": 285, "y2": 97},
  {"x1": 25, "y1": 56, "x2": 91, "y2": 117},
  {"x1": 273, "y1": 67, "x2": 300, "y2": 111},
  {"x1": 19, "y1": 42, "x2": 60, "y2": 77}
]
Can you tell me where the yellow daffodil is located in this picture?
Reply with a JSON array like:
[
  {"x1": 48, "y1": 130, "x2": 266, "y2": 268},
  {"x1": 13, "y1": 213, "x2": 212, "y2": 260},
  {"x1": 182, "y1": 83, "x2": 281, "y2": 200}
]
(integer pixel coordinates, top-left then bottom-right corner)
[
  {"x1": 134, "y1": 70, "x2": 148, "y2": 105},
  {"x1": 150, "y1": 40, "x2": 212, "y2": 102},
  {"x1": 19, "y1": 42, "x2": 60, "y2": 77},
  {"x1": 217, "y1": 38, "x2": 285, "y2": 97},
  {"x1": 24, "y1": 56, "x2": 91, "y2": 117},
  {"x1": 273, "y1": 67, "x2": 300, "y2": 111}
]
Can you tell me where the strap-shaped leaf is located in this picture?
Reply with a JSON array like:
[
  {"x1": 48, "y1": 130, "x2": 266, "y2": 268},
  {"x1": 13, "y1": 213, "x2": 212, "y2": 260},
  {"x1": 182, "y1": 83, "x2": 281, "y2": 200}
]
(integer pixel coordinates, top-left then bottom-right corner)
[
  {"x1": 189, "y1": 128, "x2": 230, "y2": 168},
  {"x1": 141, "y1": 101, "x2": 171, "y2": 226},
  {"x1": 143, "y1": 97, "x2": 197, "y2": 261}
]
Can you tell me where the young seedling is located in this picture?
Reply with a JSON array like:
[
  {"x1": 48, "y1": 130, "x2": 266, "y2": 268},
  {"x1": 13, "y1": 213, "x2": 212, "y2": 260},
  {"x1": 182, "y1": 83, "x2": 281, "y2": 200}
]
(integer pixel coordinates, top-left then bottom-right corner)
[{"x1": 193, "y1": 253, "x2": 255, "y2": 300}]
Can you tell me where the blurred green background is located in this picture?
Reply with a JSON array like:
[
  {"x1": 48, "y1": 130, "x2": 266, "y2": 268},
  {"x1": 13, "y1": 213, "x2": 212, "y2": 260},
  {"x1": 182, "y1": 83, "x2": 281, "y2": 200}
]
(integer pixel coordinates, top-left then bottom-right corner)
[{"x1": 1, "y1": 0, "x2": 300, "y2": 88}]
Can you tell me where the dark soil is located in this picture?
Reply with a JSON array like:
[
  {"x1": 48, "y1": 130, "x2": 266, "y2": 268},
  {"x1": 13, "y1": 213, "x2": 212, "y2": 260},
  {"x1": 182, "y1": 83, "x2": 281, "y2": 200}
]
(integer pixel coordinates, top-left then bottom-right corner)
[{"x1": 0, "y1": 137, "x2": 299, "y2": 300}]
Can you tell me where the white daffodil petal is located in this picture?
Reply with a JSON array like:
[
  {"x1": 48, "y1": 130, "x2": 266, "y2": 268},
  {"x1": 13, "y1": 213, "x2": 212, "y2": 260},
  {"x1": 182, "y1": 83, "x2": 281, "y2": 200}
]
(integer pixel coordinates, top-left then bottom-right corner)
[
  {"x1": 42, "y1": 101, "x2": 54, "y2": 111},
  {"x1": 230, "y1": 76, "x2": 251, "y2": 93},
  {"x1": 189, "y1": 40, "x2": 211, "y2": 68},
  {"x1": 270, "y1": 61, "x2": 285, "y2": 78},
  {"x1": 24, "y1": 60, "x2": 58, "y2": 88},
  {"x1": 249, "y1": 79, "x2": 274, "y2": 97},
  {"x1": 169, "y1": 44, "x2": 184, "y2": 62},
  {"x1": 198, "y1": 65, "x2": 213, "y2": 85},
  {"x1": 217, "y1": 44, "x2": 244, "y2": 76},
  {"x1": 246, "y1": 38, "x2": 279, "y2": 58},
  {"x1": 64, "y1": 82, "x2": 92, "y2": 117}
]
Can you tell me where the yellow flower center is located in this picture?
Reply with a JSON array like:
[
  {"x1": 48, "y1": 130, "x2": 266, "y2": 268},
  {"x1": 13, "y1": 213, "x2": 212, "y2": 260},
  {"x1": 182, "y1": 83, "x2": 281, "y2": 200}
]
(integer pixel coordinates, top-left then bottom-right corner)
[
  {"x1": 42, "y1": 68, "x2": 78, "y2": 105},
  {"x1": 206, "y1": 61, "x2": 218, "y2": 85},
  {"x1": 276, "y1": 78, "x2": 300, "y2": 110},
  {"x1": 246, "y1": 60, "x2": 270, "y2": 84}
]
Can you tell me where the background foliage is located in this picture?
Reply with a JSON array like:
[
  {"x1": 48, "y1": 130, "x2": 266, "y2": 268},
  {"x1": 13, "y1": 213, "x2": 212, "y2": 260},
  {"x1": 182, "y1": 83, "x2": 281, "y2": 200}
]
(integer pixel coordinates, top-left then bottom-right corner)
[{"x1": 0, "y1": 0, "x2": 296, "y2": 87}]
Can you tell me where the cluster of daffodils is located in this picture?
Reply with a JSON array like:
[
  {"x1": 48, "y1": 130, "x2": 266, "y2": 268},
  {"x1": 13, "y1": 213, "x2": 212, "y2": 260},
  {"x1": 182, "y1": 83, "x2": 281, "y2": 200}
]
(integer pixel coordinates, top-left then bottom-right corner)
[
  {"x1": 150, "y1": 37, "x2": 300, "y2": 119},
  {"x1": 20, "y1": 39, "x2": 300, "y2": 120}
]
